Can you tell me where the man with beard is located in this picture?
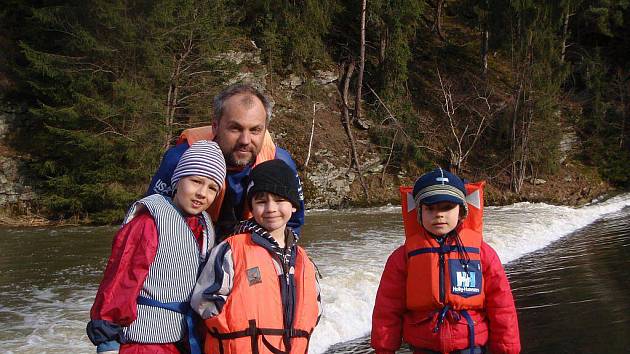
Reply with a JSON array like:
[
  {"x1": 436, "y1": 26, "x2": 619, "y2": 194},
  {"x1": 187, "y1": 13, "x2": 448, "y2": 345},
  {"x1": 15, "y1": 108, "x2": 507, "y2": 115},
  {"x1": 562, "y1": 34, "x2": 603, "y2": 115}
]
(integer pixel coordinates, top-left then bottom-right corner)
[{"x1": 147, "y1": 84, "x2": 304, "y2": 238}]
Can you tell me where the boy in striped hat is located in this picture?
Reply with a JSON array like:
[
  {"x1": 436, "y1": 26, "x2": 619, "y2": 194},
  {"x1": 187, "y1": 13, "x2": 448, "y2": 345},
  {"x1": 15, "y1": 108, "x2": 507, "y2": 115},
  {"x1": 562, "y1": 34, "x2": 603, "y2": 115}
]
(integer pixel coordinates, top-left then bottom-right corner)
[{"x1": 87, "y1": 140, "x2": 226, "y2": 354}]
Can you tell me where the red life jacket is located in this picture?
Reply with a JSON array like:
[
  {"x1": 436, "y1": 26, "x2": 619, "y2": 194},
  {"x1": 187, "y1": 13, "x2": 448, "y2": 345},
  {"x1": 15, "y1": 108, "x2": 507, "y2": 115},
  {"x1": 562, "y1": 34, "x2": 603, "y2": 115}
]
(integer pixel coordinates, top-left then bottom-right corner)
[
  {"x1": 178, "y1": 126, "x2": 276, "y2": 221},
  {"x1": 400, "y1": 182, "x2": 486, "y2": 311},
  {"x1": 202, "y1": 233, "x2": 319, "y2": 354}
]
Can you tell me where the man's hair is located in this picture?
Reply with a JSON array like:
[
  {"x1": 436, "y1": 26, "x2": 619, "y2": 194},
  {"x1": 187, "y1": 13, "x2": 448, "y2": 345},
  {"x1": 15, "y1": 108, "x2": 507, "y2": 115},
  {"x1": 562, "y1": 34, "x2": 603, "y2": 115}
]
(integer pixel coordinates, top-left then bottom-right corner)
[{"x1": 213, "y1": 83, "x2": 272, "y2": 124}]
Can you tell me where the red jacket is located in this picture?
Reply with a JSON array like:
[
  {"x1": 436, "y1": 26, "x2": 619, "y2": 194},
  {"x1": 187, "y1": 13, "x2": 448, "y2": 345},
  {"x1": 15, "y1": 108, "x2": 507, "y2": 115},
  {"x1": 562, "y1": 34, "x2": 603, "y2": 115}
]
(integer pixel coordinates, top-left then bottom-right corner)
[{"x1": 371, "y1": 242, "x2": 520, "y2": 354}]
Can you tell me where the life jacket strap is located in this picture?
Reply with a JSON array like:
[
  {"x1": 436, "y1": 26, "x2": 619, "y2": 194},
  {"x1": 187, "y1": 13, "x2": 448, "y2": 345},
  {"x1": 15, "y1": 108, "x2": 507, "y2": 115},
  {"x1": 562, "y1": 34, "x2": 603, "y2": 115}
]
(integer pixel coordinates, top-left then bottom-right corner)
[
  {"x1": 460, "y1": 309, "x2": 476, "y2": 354},
  {"x1": 208, "y1": 319, "x2": 311, "y2": 354},
  {"x1": 136, "y1": 296, "x2": 202, "y2": 354},
  {"x1": 408, "y1": 246, "x2": 480, "y2": 259},
  {"x1": 137, "y1": 296, "x2": 189, "y2": 313},
  {"x1": 429, "y1": 306, "x2": 476, "y2": 354},
  {"x1": 432, "y1": 305, "x2": 450, "y2": 333}
]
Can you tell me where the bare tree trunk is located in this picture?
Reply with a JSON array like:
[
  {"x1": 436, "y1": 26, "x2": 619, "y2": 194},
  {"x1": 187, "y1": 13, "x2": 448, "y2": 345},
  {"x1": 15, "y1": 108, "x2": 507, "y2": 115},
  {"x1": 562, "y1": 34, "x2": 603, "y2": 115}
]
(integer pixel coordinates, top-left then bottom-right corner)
[
  {"x1": 164, "y1": 30, "x2": 194, "y2": 150},
  {"x1": 304, "y1": 102, "x2": 317, "y2": 168},
  {"x1": 379, "y1": 26, "x2": 388, "y2": 65},
  {"x1": 511, "y1": 32, "x2": 534, "y2": 193},
  {"x1": 165, "y1": 62, "x2": 181, "y2": 150},
  {"x1": 340, "y1": 59, "x2": 369, "y2": 200},
  {"x1": 434, "y1": 0, "x2": 446, "y2": 41},
  {"x1": 560, "y1": 3, "x2": 571, "y2": 64},
  {"x1": 268, "y1": 47, "x2": 274, "y2": 95},
  {"x1": 481, "y1": 1, "x2": 490, "y2": 79},
  {"x1": 354, "y1": 0, "x2": 367, "y2": 123},
  {"x1": 511, "y1": 69, "x2": 524, "y2": 193},
  {"x1": 381, "y1": 129, "x2": 398, "y2": 184}
]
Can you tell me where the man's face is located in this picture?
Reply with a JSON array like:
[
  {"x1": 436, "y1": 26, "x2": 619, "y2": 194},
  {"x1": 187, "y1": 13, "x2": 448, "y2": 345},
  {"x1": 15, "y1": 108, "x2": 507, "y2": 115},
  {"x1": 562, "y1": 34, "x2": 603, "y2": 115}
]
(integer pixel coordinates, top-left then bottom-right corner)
[{"x1": 213, "y1": 93, "x2": 267, "y2": 168}]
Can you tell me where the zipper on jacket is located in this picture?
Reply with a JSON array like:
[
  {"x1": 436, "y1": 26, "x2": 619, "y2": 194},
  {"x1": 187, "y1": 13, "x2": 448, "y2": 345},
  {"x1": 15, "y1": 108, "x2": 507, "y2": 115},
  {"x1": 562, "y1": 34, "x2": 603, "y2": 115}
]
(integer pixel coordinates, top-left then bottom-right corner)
[
  {"x1": 439, "y1": 253, "x2": 445, "y2": 303},
  {"x1": 274, "y1": 251, "x2": 294, "y2": 329},
  {"x1": 437, "y1": 236, "x2": 445, "y2": 303}
]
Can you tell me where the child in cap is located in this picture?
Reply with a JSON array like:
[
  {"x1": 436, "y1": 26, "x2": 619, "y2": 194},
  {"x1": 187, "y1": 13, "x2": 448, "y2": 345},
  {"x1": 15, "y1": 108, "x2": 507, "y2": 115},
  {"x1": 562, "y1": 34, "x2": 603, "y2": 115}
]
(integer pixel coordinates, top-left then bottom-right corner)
[
  {"x1": 371, "y1": 168, "x2": 521, "y2": 354},
  {"x1": 87, "y1": 140, "x2": 226, "y2": 354},
  {"x1": 190, "y1": 159, "x2": 321, "y2": 354}
]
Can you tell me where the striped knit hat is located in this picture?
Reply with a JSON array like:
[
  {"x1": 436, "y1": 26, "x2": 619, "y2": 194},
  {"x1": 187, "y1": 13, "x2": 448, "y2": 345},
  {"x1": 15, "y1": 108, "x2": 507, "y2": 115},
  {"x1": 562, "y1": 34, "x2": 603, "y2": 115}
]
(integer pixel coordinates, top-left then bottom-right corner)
[
  {"x1": 412, "y1": 167, "x2": 468, "y2": 218},
  {"x1": 171, "y1": 140, "x2": 226, "y2": 192}
]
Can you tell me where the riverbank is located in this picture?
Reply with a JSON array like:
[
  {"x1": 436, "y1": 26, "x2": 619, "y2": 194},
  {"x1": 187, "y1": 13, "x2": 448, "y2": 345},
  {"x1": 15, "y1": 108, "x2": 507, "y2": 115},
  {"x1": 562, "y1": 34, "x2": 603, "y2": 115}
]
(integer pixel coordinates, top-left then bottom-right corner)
[{"x1": 0, "y1": 213, "x2": 54, "y2": 227}]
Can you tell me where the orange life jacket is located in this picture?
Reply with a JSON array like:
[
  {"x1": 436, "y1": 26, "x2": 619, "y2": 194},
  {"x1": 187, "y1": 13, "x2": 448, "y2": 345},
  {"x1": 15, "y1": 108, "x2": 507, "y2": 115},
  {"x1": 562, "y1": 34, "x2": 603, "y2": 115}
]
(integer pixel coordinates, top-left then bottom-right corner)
[
  {"x1": 177, "y1": 126, "x2": 276, "y2": 221},
  {"x1": 203, "y1": 233, "x2": 319, "y2": 354},
  {"x1": 400, "y1": 182, "x2": 486, "y2": 311}
]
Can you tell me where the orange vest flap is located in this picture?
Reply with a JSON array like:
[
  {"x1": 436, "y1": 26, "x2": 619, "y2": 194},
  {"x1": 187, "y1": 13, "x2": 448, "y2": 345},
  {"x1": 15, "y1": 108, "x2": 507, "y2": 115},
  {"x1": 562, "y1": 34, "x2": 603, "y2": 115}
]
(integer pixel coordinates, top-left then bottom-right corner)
[
  {"x1": 400, "y1": 181, "x2": 486, "y2": 237},
  {"x1": 463, "y1": 181, "x2": 485, "y2": 235},
  {"x1": 255, "y1": 131, "x2": 276, "y2": 164},
  {"x1": 178, "y1": 126, "x2": 215, "y2": 144},
  {"x1": 400, "y1": 186, "x2": 422, "y2": 239}
]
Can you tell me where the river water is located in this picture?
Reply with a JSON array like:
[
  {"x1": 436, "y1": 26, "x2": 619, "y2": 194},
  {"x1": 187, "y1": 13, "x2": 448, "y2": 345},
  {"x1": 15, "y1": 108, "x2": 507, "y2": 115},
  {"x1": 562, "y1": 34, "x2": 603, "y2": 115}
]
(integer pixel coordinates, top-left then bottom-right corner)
[{"x1": 1, "y1": 193, "x2": 629, "y2": 353}]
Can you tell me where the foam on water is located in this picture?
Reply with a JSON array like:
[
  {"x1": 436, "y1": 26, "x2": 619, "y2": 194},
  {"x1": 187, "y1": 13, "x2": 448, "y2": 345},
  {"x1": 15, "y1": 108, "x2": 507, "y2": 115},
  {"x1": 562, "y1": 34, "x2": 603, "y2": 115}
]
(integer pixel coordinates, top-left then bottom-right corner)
[
  {"x1": 0, "y1": 286, "x2": 95, "y2": 353},
  {"x1": 306, "y1": 204, "x2": 401, "y2": 215},
  {"x1": 307, "y1": 229, "x2": 402, "y2": 354},
  {"x1": 483, "y1": 193, "x2": 630, "y2": 264}
]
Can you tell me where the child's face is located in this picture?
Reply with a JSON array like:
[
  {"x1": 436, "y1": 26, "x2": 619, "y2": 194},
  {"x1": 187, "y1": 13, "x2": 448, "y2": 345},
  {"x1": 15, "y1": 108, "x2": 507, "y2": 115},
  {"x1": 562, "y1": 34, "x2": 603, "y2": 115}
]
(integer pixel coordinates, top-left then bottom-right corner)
[
  {"x1": 420, "y1": 202, "x2": 461, "y2": 236},
  {"x1": 251, "y1": 192, "x2": 296, "y2": 236},
  {"x1": 173, "y1": 176, "x2": 220, "y2": 215}
]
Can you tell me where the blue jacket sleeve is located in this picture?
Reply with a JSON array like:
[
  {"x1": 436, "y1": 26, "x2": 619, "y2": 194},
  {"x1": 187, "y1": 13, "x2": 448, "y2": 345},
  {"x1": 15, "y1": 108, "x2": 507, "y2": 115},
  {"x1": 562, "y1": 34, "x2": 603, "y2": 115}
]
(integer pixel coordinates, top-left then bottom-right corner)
[
  {"x1": 146, "y1": 143, "x2": 190, "y2": 197},
  {"x1": 275, "y1": 147, "x2": 305, "y2": 235}
]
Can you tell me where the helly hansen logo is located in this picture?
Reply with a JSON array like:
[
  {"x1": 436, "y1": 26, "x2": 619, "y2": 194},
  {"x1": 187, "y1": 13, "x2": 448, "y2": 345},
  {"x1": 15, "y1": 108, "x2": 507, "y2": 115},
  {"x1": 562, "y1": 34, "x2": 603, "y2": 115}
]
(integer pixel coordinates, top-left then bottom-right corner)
[
  {"x1": 452, "y1": 271, "x2": 481, "y2": 294},
  {"x1": 247, "y1": 267, "x2": 262, "y2": 286},
  {"x1": 449, "y1": 260, "x2": 482, "y2": 298},
  {"x1": 456, "y1": 271, "x2": 476, "y2": 288},
  {"x1": 452, "y1": 271, "x2": 480, "y2": 294}
]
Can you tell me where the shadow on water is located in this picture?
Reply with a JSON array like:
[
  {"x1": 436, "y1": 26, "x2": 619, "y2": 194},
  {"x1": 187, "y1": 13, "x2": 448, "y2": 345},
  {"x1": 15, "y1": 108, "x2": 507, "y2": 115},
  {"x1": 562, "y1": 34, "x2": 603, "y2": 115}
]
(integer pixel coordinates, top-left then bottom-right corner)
[
  {"x1": 509, "y1": 207, "x2": 630, "y2": 353},
  {"x1": 325, "y1": 207, "x2": 630, "y2": 353}
]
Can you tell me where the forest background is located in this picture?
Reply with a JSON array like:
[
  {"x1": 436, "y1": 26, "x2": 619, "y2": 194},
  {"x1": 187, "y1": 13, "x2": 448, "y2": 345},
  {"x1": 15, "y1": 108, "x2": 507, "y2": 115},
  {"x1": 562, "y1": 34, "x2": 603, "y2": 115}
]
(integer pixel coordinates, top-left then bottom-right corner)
[{"x1": 0, "y1": 0, "x2": 628, "y2": 224}]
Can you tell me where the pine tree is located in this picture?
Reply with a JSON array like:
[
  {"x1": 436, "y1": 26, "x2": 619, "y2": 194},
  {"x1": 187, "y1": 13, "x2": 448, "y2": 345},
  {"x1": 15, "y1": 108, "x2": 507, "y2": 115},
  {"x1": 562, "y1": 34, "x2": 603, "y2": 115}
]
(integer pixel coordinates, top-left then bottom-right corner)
[{"x1": 10, "y1": 0, "x2": 236, "y2": 221}]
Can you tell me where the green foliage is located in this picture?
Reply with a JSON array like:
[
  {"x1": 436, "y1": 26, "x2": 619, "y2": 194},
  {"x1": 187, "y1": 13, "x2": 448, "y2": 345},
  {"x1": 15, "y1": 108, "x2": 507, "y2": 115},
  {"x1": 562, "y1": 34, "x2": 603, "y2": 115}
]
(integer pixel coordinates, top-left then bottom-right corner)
[
  {"x1": 368, "y1": 0, "x2": 424, "y2": 100},
  {"x1": 1, "y1": 0, "x2": 629, "y2": 221},
  {"x1": 575, "y1": 51, "x2": 630, "y2": 187},
  {"x1": 482, "y1": 1, "x2": 568, "y2": 181},
  {"x1": 4, "y1": 0, "x2": 237, "y2": 222},
  {"x1": 248, "y1": 0, "x2": 339, "y2": 71}
]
